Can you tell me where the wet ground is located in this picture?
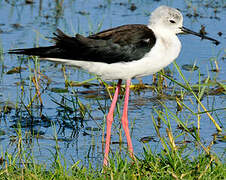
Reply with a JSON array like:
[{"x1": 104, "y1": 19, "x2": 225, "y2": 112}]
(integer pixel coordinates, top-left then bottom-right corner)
[{"x1": 0, "y1": 0, "x2": 225, "y2": 166}]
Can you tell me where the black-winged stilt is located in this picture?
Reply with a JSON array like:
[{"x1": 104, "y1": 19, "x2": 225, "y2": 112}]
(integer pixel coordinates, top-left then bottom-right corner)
[{"x1": 9, "y1": 6, "x2": 219, "y2": 166}]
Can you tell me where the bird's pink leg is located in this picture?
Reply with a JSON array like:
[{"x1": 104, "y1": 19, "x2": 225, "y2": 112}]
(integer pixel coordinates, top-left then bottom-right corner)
[
  {"x1": 121, "y1": 79, "x2": 134, "y2": 159},
  {"x1": 103, "y1": 79, "x2": 122, "y2": 166}
]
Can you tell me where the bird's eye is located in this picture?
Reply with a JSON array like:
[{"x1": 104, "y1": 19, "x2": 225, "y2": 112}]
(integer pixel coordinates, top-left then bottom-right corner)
[{"x1": 169, "y1": 20, "x2": 176, "y2": 24}]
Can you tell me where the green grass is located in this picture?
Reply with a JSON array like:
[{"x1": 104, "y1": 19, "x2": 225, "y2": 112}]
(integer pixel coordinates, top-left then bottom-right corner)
[{"x1": 0, "y1": 137, "x2": 225, "y2": 180}]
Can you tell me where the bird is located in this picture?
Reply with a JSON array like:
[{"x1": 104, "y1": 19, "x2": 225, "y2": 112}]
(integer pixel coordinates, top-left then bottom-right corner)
[{"x1": 9, "y1": 6, "x2": 219, "y2": 166}]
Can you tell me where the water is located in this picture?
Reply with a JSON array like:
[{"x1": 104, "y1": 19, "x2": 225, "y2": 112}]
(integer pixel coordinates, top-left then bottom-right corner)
[{"x1": 0, "y1": 0, "x2": 225, "y2": 166}]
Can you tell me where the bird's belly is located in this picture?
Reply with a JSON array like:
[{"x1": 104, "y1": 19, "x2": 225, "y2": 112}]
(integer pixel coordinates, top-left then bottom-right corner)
[
  {"x1": 90, "y1": 43, "x2": 180, "y2": 80},
  {"x1": 88, "y1": 56, "x2": 173, "y2": 80}
]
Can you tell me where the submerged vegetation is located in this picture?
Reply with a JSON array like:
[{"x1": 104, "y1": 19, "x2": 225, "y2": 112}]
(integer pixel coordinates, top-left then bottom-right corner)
[{"x1": 0, "y1": 0, "x2": 225, "y2": 179}]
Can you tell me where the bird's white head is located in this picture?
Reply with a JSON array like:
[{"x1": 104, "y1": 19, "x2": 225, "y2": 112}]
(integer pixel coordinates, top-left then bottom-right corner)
[
  {"x1": 149, "y1": 6, "x2": 183, "y2": 35},
  {"x1": 148, "y1": 6, "x2": 220, "y2": 45}
]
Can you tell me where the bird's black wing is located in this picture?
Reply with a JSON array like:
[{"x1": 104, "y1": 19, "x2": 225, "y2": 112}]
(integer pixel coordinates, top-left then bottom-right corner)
[{"x1": 9, "y1": 24, "x2": 156, "y2": 64}]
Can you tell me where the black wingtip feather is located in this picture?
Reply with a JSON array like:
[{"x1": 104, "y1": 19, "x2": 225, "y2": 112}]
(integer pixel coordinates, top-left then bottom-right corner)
[
  {"x1": 8, "y1": 28, "x2": 69, "y2": 57},
  {"x1": 8, "y1": 46, "x2": 58, "y2": 57},
  {"x1": 52, "y1": 28, "x2": 71, "y2": 42},
  {"x1": 8, "y1": 48, "x2": 32, "y2": 55}
]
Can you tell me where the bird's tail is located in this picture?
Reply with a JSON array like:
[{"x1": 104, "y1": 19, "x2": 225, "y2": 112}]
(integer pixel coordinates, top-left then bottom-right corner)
[{"x1": 8, "y1": 29, "x2": 77, "y2": 58}]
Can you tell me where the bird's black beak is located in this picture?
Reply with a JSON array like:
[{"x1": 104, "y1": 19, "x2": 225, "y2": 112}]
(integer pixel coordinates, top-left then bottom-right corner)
[{"x1": 180, "y1": 26, "x2": 220, "y2": 46}]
